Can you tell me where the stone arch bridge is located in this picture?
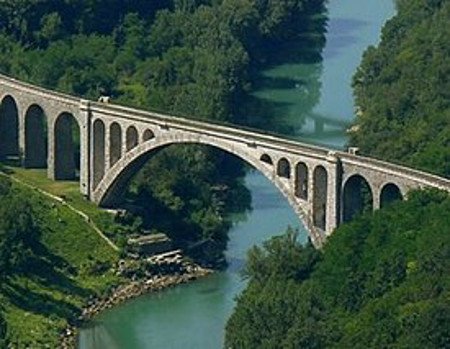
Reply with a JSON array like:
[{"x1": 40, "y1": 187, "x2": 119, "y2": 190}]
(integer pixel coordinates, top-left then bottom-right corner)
[{"x1": 1, "y1": 74, "x2": 450, "y2": 247}]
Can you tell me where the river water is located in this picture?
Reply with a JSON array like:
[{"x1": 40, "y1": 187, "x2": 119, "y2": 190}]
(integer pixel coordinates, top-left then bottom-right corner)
[{"x1": 79, "y1": 2, "x2": 395, "y2": 348}]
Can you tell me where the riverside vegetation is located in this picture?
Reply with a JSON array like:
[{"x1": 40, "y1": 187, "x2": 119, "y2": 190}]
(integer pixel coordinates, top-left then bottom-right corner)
[
  {"x1": 226, "y1": 1, "x2": 450, "y2": 348},
  {"x1": 0, "y1": 0, "x2": 327, "y2": 346},
  {"x1": 0, "y1": 173, "x2": 120, "y2": 347},
  {"x1": 0, "y1": 0, "x2": 327, "y2": 266}
]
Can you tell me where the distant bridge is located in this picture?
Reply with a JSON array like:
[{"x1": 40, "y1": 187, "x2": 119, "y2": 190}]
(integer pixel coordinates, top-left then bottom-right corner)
[{"x1": 1, "y1": 74, "x2": 449, "y2": 247}]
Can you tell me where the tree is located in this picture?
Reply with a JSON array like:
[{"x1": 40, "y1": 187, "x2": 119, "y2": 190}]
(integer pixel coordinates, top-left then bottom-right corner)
[
  {"x1": 226, "y1": 190, "x2": 450, "y2": 348},
  {"x1": 0, "y1": 311, "x2": 7, "y2": 349},
  {"x1": 350, "y1": 0, "x2": 450, "y2": 177},
  {"x1": 0, "y1": 190, "x2": 40, "y2": 278}
]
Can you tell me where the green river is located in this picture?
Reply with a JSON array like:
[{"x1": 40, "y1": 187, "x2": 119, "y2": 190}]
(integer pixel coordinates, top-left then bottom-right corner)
[{"x1": 79, "y1": 1, "x2": 395, "y2": 348}]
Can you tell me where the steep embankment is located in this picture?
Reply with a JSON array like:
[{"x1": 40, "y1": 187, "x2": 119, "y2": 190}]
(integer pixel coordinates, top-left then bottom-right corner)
[
  {"x1": 0, "y1": 174, "x2": 121, "y2": 347},
  {"x1": 225, "y1": 190, "x2": 450, "y2": 348},
  {"x1": 351, "y1": 0, "x2": 450, "y2": 177}
]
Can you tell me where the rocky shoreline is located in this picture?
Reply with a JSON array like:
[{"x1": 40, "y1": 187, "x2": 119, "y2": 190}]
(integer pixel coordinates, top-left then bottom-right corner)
[{"x1": 60, "y1": 266, "x2": 212, "y2": 349}]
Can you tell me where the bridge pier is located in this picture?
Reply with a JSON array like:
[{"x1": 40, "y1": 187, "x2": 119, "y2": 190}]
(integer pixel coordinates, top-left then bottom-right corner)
[
  {"x1": 325, "y1": 152, "x2": 341, "y2": 235},
  {"x1": 372, "y1": 187, "x2": 381, "y2": 210},
  {"x1": 18, "y1": 107, "x2": 26, "y2": 165},
  {"x1": 79, "y1": 100, "x2": 91, "y2": 196},
  {"x1": 47, "y1": 117, "x2": 56, "y2": 179}
]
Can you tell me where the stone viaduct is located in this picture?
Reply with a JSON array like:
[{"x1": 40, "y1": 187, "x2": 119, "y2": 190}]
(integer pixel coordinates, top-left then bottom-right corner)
[{"x1": 1, "y1": 73, "x2": 450, "y2": 247}]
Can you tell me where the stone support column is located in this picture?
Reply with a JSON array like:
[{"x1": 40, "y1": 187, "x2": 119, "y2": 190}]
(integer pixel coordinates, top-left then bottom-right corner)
[
  {"x1": 121, "y1": 124, "x2": 128, "y2": 157},
  {"x1": 47, "y1": 117, "x2": 56, "y2": 180},
  {"x1": 104, "y1": 121, "x2": 111, "y2": 171},
  {"x1": 18, "y1": 103, "x2": 26, "y2": 166},
  {"x1": 373, "y1": 187, "x2": 381, "y2": 210},
  {"x1": 325, "y1": 151, "x2": 341, "y2": 235},
  {"x1": 79, "y1": 100, "x2": 91, "y2": 197}
]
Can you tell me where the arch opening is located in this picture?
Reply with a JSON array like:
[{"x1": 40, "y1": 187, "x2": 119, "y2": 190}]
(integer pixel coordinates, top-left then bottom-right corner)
[
  {"x1": 295, "y1": 162, "x2": 308, "y2": 200},
  {"x1": 0, "y1": 96, "x2": 19, "y2": 162},
  {"x1": 54, "y1": 113, "x2": 80, "y2": 180},
  {"x1": 313, "y1": 166, "x2": 327, "y2": 230},
  {"x1": 93, "y1": 119, "x2": 105, "y2": 188},
  {"x1": 277, "y1": 158, "x2": 291, "y2": 178},
  {"x1": 110, "y1": 122, "x2": 122, "y2": 167},
  {"x1": 126, "y1": 126, "x2": 138, "y2": 151},
  {"x1": 24, "y1": 104, "x2": 48, "y2": 168},
  {"x1": 343, "y1": 174, "x2": 373, "y2": 223},
  {"x1": 142, "y1": 129, "x2": 155, "y2": 142},
  {"x1": 93, "y1": 140, "x2": 319, "y2": 246},
  {"x1": 380, "y1": 183, "x2": 402, "y2": 208},
  {"x1": 260, "y1": 154, "x2": 273, "y2": 165}
]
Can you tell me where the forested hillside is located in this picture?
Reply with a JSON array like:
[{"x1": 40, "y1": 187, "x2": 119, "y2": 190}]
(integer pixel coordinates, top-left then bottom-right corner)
[
  {"x1": 226, "y1": 190, "x2": 450, "y2": 348},
  {"x1": 226, "y1": 1, "x2": 450, "y2": 347},
  {"x1": 350, "y1": 0, "x2": 450, "y2": 177},
  {"x1": 0, "y1": 0, "x2": 327, "y2": 265}
]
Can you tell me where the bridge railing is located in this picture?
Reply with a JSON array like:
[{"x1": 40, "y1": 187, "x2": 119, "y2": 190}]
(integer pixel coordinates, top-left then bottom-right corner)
[
  {"x1": 2, "y1": 73, "x2": 450, "y2": 191},
  {"x1": 88, "y1": 100, "x2": 333, "y2": 157},
  {"x1": 338, "y1": 152, "x2": 450, "y2": 190},
  {"x1": 0, "y1": 72, "x2": 79, "y2": 105},
  {"x1": 0, "y1": 72, "x2": 333, "y2": 154}
]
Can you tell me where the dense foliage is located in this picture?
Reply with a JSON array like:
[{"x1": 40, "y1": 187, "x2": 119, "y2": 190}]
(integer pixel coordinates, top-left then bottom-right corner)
[
  {"x1": 0, "y1": 0, "x2": 326, "y2": 265},
  {"x1": 350, "y1": 0, "x2": 450, "y2": 177},
  {"x1": 0, "y1": 177, "x2": 40, "y2": 280},
  {"x1": 0, "y1": 311, "x2": 6, "y2": 348},
  {"x1": 227, "y1": 1, "x2": 450, "y2": 346},
  {"x1": 0, "y1": 175, "x2": 120, "y2": 346},
  {"x1": 226, "y1": 190, "x2": 450, "y2": 348}
]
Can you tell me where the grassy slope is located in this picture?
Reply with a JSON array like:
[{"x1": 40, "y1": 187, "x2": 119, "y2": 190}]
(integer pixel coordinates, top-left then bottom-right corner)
[
  {"x1": 0, "y1": 168, "x2": 122, "y2": 347},
  {"x1": 4, "y1": 167, "x2": 117, "y2": 232}
]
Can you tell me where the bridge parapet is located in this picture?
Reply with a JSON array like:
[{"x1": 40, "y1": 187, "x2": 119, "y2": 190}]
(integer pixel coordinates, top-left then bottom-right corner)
[
  {"x1": 339, "y1": 152, "x2": 450, "y2": 192},
  {"x1": 88, "y1": 101, "x2": 331, "y2": 159},
  {"x1": 1, "y1": 74, "x2": 450, "y2": 248},
  {"x1": 0, "y1": 73, "x2": 79, "y2": 106}
]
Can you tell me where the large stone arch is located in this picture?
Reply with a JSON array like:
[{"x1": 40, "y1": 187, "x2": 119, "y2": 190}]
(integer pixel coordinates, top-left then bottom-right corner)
[
  {"x1": 342, "y1": 174, "x2": 373, "y2": 222},
  {"x1": 110, "y1": 122, "x2": 122, "y2": 167},
  {"x1": 0, "y1": 95, "x2": 20, "y2": 160},
  {"x1": 93, "y1": 119, "x2": 106, "y2": 189},
  {"x1": 24, "y1": 104, "x2": 47, "y2": 168},
  {"x1": 313, "y1": 165, "x2": 327, "y2": 230},
  {"x1": 380, "y1": 183, "x2": 403, "y2": 208},
  {"x1": 54, "y1": 112, "x2": 80, "y2": 180},
  {"x1": 93, "y1": 135, "x2": 324, "y2": 247}
]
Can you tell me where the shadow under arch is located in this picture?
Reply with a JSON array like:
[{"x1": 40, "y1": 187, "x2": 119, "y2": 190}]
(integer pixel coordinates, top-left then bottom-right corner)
[
  {"x1": 24, "y1": 104, "x2": 47, "y2": 168},
  {"x1": 93, "y1": 135, "x2": 324, "y2": 247},
  {"x1": 0, "y1": 95, "x2": 19, "y2": 160},
  {"x1": 380, "y1": 183, "x2": 403, "y2": 208},
  {"x1": 54, "y1": 112, "x2": 81, "y2": 180},
  {"x1": 342, "y1": 174, "x2": 374, "y2": 222}
]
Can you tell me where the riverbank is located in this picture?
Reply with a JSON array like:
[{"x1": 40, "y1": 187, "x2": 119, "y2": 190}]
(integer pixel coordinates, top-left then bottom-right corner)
[{"x1": 61, "y1": 264, "x2": 212, "y2": 349}]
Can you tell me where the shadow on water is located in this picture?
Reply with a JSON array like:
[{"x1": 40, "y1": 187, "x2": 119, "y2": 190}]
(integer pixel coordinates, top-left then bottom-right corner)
[
  {"x1": 323, "y1": 18, "x2": 369, "y2": 59},
  {"x1": 79, "y1": 322, "x2": 121, "y2": 349},
  {"x1": 236, "y1": 12, "x2": 329, "y2": 138},
  {"x1": 236, "y1": 13, "x2": 371, "y2": 141}
]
